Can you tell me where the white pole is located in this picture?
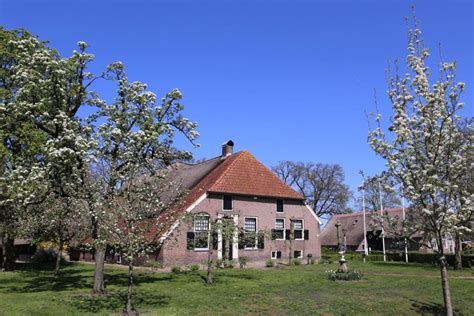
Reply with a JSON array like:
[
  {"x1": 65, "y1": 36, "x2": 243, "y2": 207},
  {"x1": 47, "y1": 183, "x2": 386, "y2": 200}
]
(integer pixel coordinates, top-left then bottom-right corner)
[
  {"x1": 362, "y1": 188, "x2": 368, "y2": 262},
  {"x1": 402, "y1": 186, "x2": 408, "y2": 263},
  {"x1": 378, "y1": 179, "x2": 386, "y2": 262}
]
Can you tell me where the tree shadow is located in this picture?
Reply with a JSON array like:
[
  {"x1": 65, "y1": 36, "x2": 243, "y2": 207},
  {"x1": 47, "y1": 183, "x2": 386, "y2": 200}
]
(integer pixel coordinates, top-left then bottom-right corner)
[
  {"x1": 410, "y1": 299, "x2": 460, "y2": 315},
  {"x1": 71, "y1": 291, "x2": 170, "y2": 313},
  {"x1": 196, "y1": 270, "x2": 260, "y2": 285},
  {"x1": 1, "y1": 263, "x2": 172, "y2": 294}
]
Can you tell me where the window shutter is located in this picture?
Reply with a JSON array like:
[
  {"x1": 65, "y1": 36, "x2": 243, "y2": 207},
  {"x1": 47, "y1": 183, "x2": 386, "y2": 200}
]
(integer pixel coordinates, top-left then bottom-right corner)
[
  {"x1": 186, "y1": 232, "x2": 195, "y2": 250},
  {"x1": 257, "y1": 232, "x2": 265, "y2": 249},
  {"x1": 238, "y1": 231, "x2": 245, "y2": 249},
  {"x1": 276, "y1": 251, "x2": 282, "y2": 259},
  {"x1": 304, "y1": 230, "x2": 309, "y2": 240},
  {"x1": 271, "y1": 229, "x2": 277, "y2": 240},
  {"x1": 285, "y1": 230, "x2": 291, "y2": 240},
  {"x1": 212, "y1": 232, "x2": 218, "y2": 250}
]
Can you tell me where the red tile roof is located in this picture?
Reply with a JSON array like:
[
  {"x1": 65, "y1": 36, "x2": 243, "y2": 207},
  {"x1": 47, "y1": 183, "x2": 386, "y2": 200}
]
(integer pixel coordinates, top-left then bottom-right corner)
[
  {"x1": 79, "y1": 150, "x2": 305, "y2": 245},
  {"x1": 205, "y1": 151, "x2": 304, "y2": 200}
]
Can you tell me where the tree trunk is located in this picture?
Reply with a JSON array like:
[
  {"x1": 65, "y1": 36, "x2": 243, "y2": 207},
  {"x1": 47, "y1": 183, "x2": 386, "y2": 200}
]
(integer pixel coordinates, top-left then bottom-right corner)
[
  {"x1": 93, "y1": 246, "x2": 106, "y2": 294},
  {"x1": 124, "y1": 258, "x2": 136, "y2": 316},
  {"x1": 223, "y1": 237, "x2": 229, "y2": 268},
  {"x1": 439, "y1": 255, "x2": 453, "y2": 316},
  {"x1": 453, "y1": 233, "x2": 462, "y2": 270},
  {"x1": 206, "y1": 235, "x2": 213, "y2": 284},
  {"x1": 288, "y1": 219, "x2": 294, "y2": 265},
  {"x1": 1, "y1": 233, "x2": 16, "y2": 272},
  {"x1": 54, "y1": 239, "x2": 64, "y2": 277}
]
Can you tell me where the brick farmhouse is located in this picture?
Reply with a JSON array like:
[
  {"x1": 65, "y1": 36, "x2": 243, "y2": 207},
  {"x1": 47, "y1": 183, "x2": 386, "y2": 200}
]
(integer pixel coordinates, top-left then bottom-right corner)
[{"x1": 71, "y1": 141, "x2": 322, "y2": 266}]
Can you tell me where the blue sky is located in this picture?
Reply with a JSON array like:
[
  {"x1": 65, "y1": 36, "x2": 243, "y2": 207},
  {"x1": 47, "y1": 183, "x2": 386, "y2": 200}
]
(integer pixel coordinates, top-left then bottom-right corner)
[{"x1": 2, "y1": 0, "x2": 473, "y2": 209}]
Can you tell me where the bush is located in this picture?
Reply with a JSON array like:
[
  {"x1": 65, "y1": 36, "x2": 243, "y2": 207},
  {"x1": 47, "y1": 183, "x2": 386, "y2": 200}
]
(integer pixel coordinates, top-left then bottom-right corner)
[
  {"x1": 31, "y1": 248, "x2": 65, "y2": 264},
  {"x1": 189, "y1": 264, "x2": 200, "y2": 272},
  {"x1": 227, "y1": 260, "x2": 235, "y2": 269},
  {"x1": 292, "y1": 259, "x2": 302, "y2": 266},
  {"x1": 265, "y1": 259, "x2": 275, "y2": 267},
  {"x1": 144, "y1": 259, "x2": 163, "y2": 271},
  {"x1": 171, "y1": 266, "x2": 181, "y2": 274},
  {"x1": 326, "y1": 269, "x2": 363, "y2": 281},
  {"x1": 310, "y1": 258, "x2": 316, "y2": 265},
  {"x1": 238, "y1": 256, "x2": 249, "y2": 269},
  {"x1": 214, "y1": 259, "x2": 223, "y2": 269}
]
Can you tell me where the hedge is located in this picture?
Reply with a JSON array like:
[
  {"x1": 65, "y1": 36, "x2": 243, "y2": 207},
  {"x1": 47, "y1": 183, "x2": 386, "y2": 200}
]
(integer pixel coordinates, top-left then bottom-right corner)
[{"x1": 321, "y1": 250, "x2": 474, "y2": 268}]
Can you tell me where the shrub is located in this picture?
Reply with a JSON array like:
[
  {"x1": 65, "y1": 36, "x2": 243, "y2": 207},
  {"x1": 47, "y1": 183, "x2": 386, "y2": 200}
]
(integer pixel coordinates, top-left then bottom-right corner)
[
  {"x1": 144, "y1": 259, "x2": 163, "y2": 271},
  {"x1": 265, "y1": 259, "x2": 275, "y2": 267},
  {"x1": 171, "y1": 266, "x2": 181, "y2": 274},
  {"x1": 310, "y1": 258, "x2": 316, "y2": 265},
  {"x1": 189, "y1": 264, "x2": 200, "y2": 272},
  {"x1": 292, "y1": 259, "x2": 302, "y2": 266},
  {"x1": 326, "y1": 269, "x2": 363, "y2": 281},
  {"x1": 31, "y1": 248, "x2": 65, "y2": 264},
  {"x1": 227, "y1": 260, "x2": 235, "y2": 269},
  {"x1": 238, "y1": 256, "x2": 249, "y2": 269},
  {"x1": 214, "y1": 259, "x2": 223, "y2": 269}
]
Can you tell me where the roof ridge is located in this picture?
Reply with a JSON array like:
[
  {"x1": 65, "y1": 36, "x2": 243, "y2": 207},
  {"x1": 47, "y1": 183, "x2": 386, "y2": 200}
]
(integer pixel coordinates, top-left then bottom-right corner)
[{"x1": 328, "y1": 208, "x2": 406, "y2": 219}]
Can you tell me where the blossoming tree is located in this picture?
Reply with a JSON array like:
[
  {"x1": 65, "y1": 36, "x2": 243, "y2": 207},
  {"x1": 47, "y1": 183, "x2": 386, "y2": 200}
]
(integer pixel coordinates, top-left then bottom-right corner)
[
  {"x1": 87, "y1": 62, "x2": 198, "y2": 296},
  {"x1": 368, "y1": 15, "x2": 472, "y2": 315}
]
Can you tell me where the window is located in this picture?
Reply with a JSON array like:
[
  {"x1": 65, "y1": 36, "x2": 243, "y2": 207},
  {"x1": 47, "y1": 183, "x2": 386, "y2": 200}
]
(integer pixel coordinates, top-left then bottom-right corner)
[
  {"x1": 293, "y1": 219, "x2": 303, "y2": 240},
  {"x1": 271, "y1": 250, "x2": 282, "y2": 259},
  {"x1": 244, "y1": 217, "x2": 257, "y2": 249},
  {"x1": 194, "y1": 215, "x2": 210, "y2": 250},
  {"x1": 294, "y1": 250, "x2": 303, "y2": 259},
  {"x1": 223, "y1": 195, "x2": 233, "y2": 210},
  {"x1": 274, "y1": 219, "x2": 285, "y2": 240},
  {"x1": 276, "y1": 199, "x2": 284, "y2": 212}
]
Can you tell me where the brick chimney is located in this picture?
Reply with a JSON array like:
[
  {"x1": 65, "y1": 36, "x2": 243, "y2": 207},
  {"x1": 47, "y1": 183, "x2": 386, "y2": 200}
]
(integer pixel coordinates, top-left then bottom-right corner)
[{"x1": 221, "y1": 140, "x2": 234, "y2": 158}]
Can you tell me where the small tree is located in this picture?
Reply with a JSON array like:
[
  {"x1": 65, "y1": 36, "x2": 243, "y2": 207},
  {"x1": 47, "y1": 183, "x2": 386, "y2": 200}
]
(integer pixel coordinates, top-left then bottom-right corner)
[
  {"x1": 105, "y1": 173, "x2": 183, "y2": 316},
  {"x1": 20, "y1": 195, "x2": 89, "y2": 276},
  {"x1": 368, "y1": 13, "x2": 472, "y2": 315},
  {"x1": 203, "y1": 215, "x2": 238, "y2": 284},
  {"x1": 288, "y1": 218, "x2": 295, "y2": 265}
]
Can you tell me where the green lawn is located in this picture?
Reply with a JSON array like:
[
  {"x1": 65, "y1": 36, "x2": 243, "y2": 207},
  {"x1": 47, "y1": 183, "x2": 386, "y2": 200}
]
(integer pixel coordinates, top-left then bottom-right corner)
[{"x1": 0, "y1": 261, "x2": 473, "y2": 315}]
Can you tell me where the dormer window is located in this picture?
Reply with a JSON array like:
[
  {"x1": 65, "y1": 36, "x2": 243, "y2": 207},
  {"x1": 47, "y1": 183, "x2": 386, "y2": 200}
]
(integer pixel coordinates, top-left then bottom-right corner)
[
  {"x1": 276, "y1": 199, "x2": 284, "y2": 212},
  {"x1": 223, "y1": 195, "x2": 233, "y2": 210}
]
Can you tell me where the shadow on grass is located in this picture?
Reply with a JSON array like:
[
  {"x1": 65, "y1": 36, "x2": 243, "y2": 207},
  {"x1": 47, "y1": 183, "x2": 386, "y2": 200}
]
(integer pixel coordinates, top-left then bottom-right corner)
[
  {"x1": 71, "y1": 291, "x2": 170, "y2": 313},
  {"x1": 410, "y1": 299, "x2": 460, "y2": 315},
  {"x1": 2, "y1": 262, "x2": 171, "y2": 294}
]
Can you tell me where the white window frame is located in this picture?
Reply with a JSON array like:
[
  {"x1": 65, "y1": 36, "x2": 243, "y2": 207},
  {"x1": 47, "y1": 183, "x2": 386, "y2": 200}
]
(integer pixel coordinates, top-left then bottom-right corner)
[
  {"x1": 294, "y1": 250, "x2": 303, "y2": 259},
  {"x1": 244, "y1": 216, "x2": 258, "y2": 250},
  {"x1": 271, "y1": 250, "x2": 281, "y2": 259},
  {"x1": 194, "y1": 214, "x2": 210, "y2": 251},
  {"x1": 293, "y1": 219, "x2": 304, "y2": 240},
  {"x1": 276, "y1": 199, "x2": 284, "y2": 213},
  {"x1": 223, "y1": 195, "x2": 233, "y2": 211},
  {"x1": 275, "y1": 218, "x2": 285, "y2": 240}
]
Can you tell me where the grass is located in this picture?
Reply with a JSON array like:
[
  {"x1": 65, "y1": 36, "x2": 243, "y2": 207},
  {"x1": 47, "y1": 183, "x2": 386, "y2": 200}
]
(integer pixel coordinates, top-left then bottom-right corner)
[{"x1": 0, "y1": 261, "x2": 473, "y2": 315}]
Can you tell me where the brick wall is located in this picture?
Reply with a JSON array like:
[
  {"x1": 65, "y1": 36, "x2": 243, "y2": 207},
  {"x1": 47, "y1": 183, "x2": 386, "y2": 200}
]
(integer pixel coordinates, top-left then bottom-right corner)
[{"x1": 159, "y1": 193, "x2": 321, "y2": 266}]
